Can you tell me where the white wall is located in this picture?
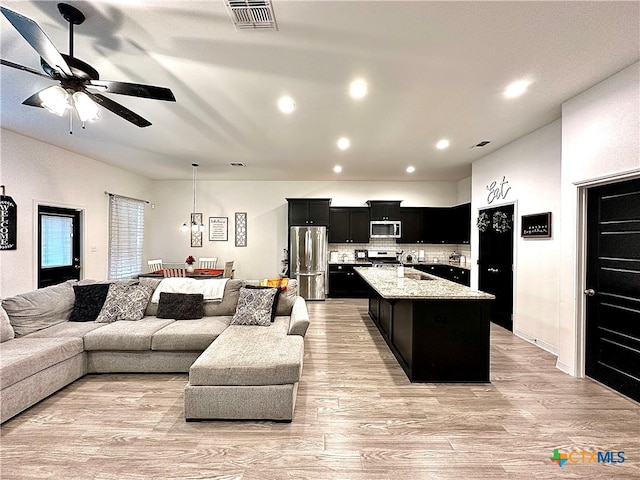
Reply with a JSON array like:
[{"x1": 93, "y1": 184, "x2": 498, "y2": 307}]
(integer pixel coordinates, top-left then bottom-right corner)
[
  {"x1": 471, "y1": 120, "x2": 562, "y2": 353},
  {"x1": 147, "y1": 180, "x2": 463, "y2": 280},
  {"x1": 558, "y1": 62, "x2": 640, "y2": 375},
  {"x1": 0, "y1": 129, "x2": 152, "y2": 296}
]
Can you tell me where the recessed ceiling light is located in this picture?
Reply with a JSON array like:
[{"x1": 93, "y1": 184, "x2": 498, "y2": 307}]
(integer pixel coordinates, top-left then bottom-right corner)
[
  {"x1": 406, "y1": 166, "x2": 415, "y2": 173},
  {"x1": 277, "y1": 96, "x2": 295, "y2": 113},
  {"x1": 349, "y1": 79, "x2": 368, "y2": 99},
  {"x1": 337, "y1": 137, "x2": 351, "y2": 150},
  {"x1": 436, "y1": 139, "x2": 450, "y2": 150},
  {"x1": 504, "y1": 80, "x2": 530, "y2": 98},
  {"x1": 333, "y1": 165, "x2": 342, "y2": 173}
]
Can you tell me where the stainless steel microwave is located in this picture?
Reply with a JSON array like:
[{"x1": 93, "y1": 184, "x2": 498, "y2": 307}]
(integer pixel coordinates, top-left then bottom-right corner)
[{"x1": 370, "y1": 220, "x2": 401, "y2": 238}]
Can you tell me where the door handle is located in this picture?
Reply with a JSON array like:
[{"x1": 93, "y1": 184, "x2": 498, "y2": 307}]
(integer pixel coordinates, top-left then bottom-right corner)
[
  {"x1": 584, "y1": 288, "x2": 596, "y2": 297},
  {"x1": 74, "y1": 265, "x2": 81, "y2": 270}
]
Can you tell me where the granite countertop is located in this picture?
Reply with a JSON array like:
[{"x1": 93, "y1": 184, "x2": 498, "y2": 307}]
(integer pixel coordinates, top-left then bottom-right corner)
[
  {"x1": 354, "y1": 266, "x2": 494, "y2": 300},
  {"x1": 328, "y1": 261, "x2": 373, "y2": 266}
]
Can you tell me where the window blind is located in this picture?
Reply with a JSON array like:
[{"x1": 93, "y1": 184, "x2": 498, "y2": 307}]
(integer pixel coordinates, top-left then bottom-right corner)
[{"x1": 108, "y1": 194, "x2": 145, "y2": 279}]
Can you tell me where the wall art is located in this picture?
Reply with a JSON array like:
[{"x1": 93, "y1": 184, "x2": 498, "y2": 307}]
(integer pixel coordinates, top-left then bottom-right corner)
[
  {"x1": 521, "y1": 212, "x2": 552, "y2": 238},
  {"x1": 209, "y1": 216, "x2": 228, "y2": 241},
  {"x1": 0, "y1": 187, "x2": 17, "y2": 250},
  {"x1": 235, "y1": 212, "x2": 247, "y2": 247}
]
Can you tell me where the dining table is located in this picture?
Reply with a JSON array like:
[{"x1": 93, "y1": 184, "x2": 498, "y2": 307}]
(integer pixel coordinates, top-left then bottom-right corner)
[{"x1": 138, "y1": 268, "x2": 224, "y2": 279}]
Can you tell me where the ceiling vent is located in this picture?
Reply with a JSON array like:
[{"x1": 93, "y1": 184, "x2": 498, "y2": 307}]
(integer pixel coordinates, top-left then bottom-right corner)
[
  {"x1": 470, "y1": 140, "x2": 491, "y2": 148},
  {"x1": 229, "y1": 162, "x2": 247, "y2": 167},
  {"x1": 224, "y1": 0, "x2": 278, "y2": 31}
]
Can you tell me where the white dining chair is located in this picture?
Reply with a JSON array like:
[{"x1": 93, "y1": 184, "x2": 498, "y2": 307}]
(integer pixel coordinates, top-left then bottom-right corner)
[
  {"x1": 147, "y1": 258, "x2": 163, "y2": 272},
  {"x1": 198, "y1": 257, "x2": 218, "y2": 269},
  {"x1": 223, "y1": 260, "x2": 234, "y2": 278},
  {"x1": 163, "y1": 267, "x2": 186, "y2": 278}
]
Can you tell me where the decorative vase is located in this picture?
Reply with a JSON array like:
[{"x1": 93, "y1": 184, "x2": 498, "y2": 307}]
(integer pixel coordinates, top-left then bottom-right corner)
[{"x1": 186, "y1": 264, "x2": 194, "y2": 273}]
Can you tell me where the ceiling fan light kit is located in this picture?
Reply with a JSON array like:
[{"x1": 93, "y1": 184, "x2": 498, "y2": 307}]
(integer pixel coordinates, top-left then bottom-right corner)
[{"x1": 0, "y1": 3, "x2": 176, "y2": 133}]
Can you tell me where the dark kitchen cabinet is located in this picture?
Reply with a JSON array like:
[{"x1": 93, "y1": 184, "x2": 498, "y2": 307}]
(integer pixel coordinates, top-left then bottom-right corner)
[
  {"x1": 450, "y1": 203, "x2": 471, "y2": 244},
  {"x1": 287, "y1": 198, "x2": 331, "y2": 225},
  {"x1": 399, "y1": 208, "x2": 422, "y2": 243},
  {"x1": 367, "y1": 201, "x2": 402, "y2": 221},
  {"x1": 328, "y1": 264, "x2": 371, "y2": 297},
  {"x1": 422, "y1": 203, "x2": 470, "y2": 244},
  {"x1": 329, "y1": 207, "x2": 370, "y2": 243}
]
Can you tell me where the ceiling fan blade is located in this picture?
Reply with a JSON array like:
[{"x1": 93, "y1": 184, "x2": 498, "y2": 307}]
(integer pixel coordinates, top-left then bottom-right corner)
[
  {"x1": 84, "y1": 91, "x2": 152, "y2": 127},
  {"x1": 1, "y1": 6, "x2": 72, "y2": 78},
  {"x1": 88, "y1": 80, "x2": 176, "y2": 102},
  {"x1": 22, "y1": 91, "x2": 45, "y2": 108},
  {"x1": 1, "y1": 58, "x2": 51, "y2": 78}
]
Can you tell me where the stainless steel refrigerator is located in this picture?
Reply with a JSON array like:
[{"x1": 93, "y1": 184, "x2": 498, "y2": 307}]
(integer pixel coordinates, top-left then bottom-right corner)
[{"x1": 289, "y1": 226, "x2": 327, "y2": 300}]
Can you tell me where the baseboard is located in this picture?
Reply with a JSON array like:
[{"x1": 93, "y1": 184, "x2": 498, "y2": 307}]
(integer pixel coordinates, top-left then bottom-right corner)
[
  {"x1": 513, "y1": 328, "x2": 558, "y2": 356},
  {"x1": 555, "y1": 359, "x2": 573, "y2": 376}
]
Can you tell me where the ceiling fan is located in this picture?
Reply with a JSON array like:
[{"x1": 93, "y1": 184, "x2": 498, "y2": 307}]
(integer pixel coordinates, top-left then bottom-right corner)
[{"x1": 1, "y1": 3, "x2": 176, "y2": 130}]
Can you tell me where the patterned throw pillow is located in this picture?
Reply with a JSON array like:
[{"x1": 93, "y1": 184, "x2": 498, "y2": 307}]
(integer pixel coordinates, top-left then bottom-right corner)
[
  {"x1": 95, "y1": 284, "x2": 153, "y2": 323},
  {"x1": 69, "y1": 283, "x2": 110, "y2": 322},
  {"x1": 157, "y1": 293, "x2": 204, "y2": 320},
  {"x1": 231, "y1": 286, "x2": 278, "y2": 326}
]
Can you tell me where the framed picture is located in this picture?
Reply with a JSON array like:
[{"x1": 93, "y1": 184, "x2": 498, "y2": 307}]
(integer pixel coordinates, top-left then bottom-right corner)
[
  {"x1": 190, "y1": 213, "x2": 203, "y2": 247},
  {"x1": 235, "y1": 212, "x2": 247, "y2": 247},
  {"x1": 209, "y1": 217, "x2": 228, "y2": 241},
  {"x1": 521, "y1": 212, "x2": 552, "y2": 238}
]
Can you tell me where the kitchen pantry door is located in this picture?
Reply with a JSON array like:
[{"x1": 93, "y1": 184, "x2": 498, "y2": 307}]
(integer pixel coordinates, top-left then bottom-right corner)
[
  {"x1": 585, "y1": 177, "x2": 640, "y2": 402},
  {"x1": 478, "y1": 204, "x2": 514, "y2": 331},
  {"x1": 38, "y1": 205, "x2": 81, "y2": 288}
]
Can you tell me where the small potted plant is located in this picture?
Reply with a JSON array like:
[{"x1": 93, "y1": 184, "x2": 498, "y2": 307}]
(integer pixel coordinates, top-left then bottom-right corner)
[{"x1": 185, "y1": 255, "x2": 195, "y2": 273}]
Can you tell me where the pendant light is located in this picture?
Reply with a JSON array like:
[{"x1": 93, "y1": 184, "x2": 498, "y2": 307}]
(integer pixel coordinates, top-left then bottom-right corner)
[{"x1": 181, "y1": 163, "x2": 205, "y2": 233}]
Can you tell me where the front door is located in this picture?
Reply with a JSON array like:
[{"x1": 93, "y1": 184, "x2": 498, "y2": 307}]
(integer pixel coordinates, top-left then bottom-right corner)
[
  {"x1": 478, "y1": 204, "x2": 514, "y2": 331},
  {"x1": 585, "y1": 177, "x2": 640, "y2": 402},
  {"x1": 38, "y1": 205, "x2": 81, "y2": 288}
]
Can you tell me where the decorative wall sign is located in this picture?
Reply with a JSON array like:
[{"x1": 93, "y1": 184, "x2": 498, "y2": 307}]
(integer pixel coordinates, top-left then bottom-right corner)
[
  {"x1": 0, "y1": 189, "x2": 17, "y2": 250},
  {"x1": 486, "y1": 176, "x2": 511, "y2": 204},
  {"x1": 521, "y1": 212, "x2": 552, "y2": 238},
  {"x1": 191, "y1": 213, "x2": 203, "y2": 247},
  {"x1": 209, "y1": 216, "x2": 228, "y2": 241},
  {"x1": 235, "y1": 212, "x2": 247, "y2": 247}
]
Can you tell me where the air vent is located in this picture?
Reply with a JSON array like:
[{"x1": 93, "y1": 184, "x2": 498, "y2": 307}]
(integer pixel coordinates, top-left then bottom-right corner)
[
  {"x1": 470, "y1": 140, "x2": 491, "y2": 148},
  {"x1": 225, "y1": 0, "x2": 278, "y2": 30},
  {"x1": 229, "y1": 162, "x2": 247, "y2": 167}
]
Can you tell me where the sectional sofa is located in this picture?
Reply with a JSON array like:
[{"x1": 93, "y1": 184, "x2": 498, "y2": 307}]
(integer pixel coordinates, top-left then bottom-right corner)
[{"x1": 0, "y1": 278, "x2": 309, "y2": 424}]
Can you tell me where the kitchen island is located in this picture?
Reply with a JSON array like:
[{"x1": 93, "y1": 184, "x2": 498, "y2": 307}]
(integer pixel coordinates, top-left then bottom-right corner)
[{"x1": 355, "y1": 267, "x2": 495, "y2": 383}]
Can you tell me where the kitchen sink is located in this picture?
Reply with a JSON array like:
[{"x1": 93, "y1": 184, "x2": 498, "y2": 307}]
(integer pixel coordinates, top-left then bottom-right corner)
[{"x1": 404, "y1": 271, "x2": 436, "y2": 281}]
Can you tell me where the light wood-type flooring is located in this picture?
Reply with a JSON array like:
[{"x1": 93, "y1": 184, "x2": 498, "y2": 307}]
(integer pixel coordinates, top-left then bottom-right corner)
[{"x1": 1, "y1": 299, "x2": 639, "y2": 479}]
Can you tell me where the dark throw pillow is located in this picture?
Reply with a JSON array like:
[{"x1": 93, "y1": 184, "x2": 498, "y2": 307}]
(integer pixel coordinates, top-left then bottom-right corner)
[
  {"x1": 231, "y1": 286, "x2": 278, "y2": 326},
  {"x1": 69, "y1": 283, "x2": 110, "y2": 322},
  {"x1": 157, "y1": 292, "x2": 204, "y2": 320}
]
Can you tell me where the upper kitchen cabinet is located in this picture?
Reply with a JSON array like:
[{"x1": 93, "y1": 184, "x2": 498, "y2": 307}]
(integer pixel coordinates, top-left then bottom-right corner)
[
  {"x1": 329, "y1": 207, "x2": 370, "y2": 243},
  {"x1": 423, "y1": 203, "x2": 471, "y2": 244},
  {"x1": 450, "y1": 203, "x2": 471, "y2": 244},
  {"x1": 399, "y1": 208, "x2": 424, "y2": 243},
  {"x1": 287, "y1": 199, "x2": 331, "y2": 225},
  {"x1": 367, "y1": 201, "x2": 402, "y2": 220}
]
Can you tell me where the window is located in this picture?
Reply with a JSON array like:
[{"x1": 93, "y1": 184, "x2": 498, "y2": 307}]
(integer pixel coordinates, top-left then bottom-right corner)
[
  {"x1": 108, "y1": 194, "x2": 145, "y2": 279},
  {"x1": 41, "y1": 214, "x2": 73, "y2": 267}
]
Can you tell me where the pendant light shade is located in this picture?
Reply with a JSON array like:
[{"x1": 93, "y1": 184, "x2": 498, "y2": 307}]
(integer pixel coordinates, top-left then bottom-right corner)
[{"x1": 181, "y1": 163, "x2": 205, "y2": 233}]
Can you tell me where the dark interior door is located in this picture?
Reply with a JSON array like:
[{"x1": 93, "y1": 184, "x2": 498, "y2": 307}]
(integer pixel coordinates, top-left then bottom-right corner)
[
  {"x1": 478, "y1": 204, "x2": 514, "y2": 331},
  {"x1": 585, "y1": 177, "x2": 640, "y2": 402},
  {"x1": 38, "y1": 205, "x2": 81, "y2": 288}
]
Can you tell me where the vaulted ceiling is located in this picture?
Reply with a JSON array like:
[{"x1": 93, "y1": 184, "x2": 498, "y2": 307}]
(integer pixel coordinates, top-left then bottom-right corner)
[{"x1": 1, "y1": 1, "x2": 638, "y2": 181}]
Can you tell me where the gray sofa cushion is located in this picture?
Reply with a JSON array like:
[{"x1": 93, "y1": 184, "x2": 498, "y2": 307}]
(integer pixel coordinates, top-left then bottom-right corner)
[
  {"x1": 189, "y1": 326, "x2": 304, "y2": 386},
  {"x1": 151, "y1": 316, "x2": 232, "y2": 351},
  {"x1": 203, "y1": 279, "x2": 246, "y2": 316},
  {"x1": 25, "y1": 321, "x2": 107, "y2": 338},
  {"x1": 0, "y1": 337, "x2": 84, "y2": 389},
  {"x1": 1, "y1": 304, "x2": 15, "y2": 342},
  {"x1": 2, "y1": 280, "x2": 76, "y2": 336},
  {"x1": 83, "y1": 318, "x2": 174, "y2": 351}
]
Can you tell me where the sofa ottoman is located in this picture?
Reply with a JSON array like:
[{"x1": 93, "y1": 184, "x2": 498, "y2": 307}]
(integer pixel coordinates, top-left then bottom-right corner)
[{"x1": 184, "y1": 325, "x2": 304, "y2": 421}]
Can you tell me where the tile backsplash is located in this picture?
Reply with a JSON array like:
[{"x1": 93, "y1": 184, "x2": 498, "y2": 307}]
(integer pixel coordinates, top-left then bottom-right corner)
[{"x1": 328, "y1": 239, "x2": 471, "y2": 263}]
